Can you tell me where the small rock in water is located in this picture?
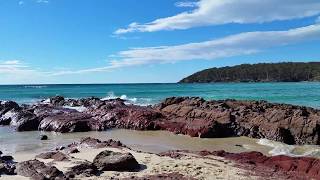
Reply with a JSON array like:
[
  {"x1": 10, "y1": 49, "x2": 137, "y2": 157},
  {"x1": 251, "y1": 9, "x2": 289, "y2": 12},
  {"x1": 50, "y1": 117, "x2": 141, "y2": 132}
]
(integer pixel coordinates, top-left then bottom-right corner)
[{"x1": 40, "y1": 135, "x2": 48, "y2": 140}]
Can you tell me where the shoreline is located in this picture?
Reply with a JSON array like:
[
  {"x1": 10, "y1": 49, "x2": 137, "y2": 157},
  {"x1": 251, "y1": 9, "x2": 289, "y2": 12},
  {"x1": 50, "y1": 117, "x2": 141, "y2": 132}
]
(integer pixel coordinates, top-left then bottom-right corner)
[
  {"x1": 2, "y1": 137, "x2": 320, "y2": 179},
  {"x1": 1, "y1": 96, "x2": 320, "y2": 178}
]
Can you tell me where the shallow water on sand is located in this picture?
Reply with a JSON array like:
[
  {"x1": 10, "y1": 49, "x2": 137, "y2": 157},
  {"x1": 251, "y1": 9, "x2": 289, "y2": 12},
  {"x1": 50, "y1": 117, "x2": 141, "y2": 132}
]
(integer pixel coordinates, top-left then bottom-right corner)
[
  {"x1": 0, "y1": 127, "x2": 271, "y2": 155},
  {"x1": 1, "y1": 127, "x2": 319, "y2": 159}
]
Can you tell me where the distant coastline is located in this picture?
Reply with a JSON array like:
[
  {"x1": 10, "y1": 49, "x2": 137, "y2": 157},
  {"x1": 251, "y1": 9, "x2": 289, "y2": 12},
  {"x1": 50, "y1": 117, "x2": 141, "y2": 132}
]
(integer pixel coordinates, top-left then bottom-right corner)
[{"x1": 179, "y1": 62, "x2": 320, "y2": 83}]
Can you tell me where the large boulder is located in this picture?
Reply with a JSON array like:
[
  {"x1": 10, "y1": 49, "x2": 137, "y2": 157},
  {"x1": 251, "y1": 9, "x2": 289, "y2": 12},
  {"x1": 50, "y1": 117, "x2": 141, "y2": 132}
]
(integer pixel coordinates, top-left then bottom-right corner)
[
  {"x1": 0, "y1": 101, "x2": 20, "y2": 116},
  {"x1": 16, "y1": 159, "x2": 63, "y2": 179},
  {"x1": 39, "y1": 112, "x2": 98, "y2": 133},
  {"x1": 9, "y1": 110, "x2": 39, "y2": 131},
  {"x1": 93, "y1": 150, "x2": 140, "y2": 171},
  {"x1": 0, "y1": 154, "x2": 16, "y2": 175},
  {"x1": 155, "y1": 97, "x2": 320, "y2": 145}
]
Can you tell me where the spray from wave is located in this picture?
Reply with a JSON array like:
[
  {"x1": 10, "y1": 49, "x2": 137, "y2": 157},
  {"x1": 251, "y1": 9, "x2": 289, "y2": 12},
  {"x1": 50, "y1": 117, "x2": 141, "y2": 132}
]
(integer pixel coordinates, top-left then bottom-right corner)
[
  {"x1": 257, "y1": 139, "x2": 320, "y2": 157},
  {"x1": 101, "y1": 91, "x2": 152, "y2": 106}
]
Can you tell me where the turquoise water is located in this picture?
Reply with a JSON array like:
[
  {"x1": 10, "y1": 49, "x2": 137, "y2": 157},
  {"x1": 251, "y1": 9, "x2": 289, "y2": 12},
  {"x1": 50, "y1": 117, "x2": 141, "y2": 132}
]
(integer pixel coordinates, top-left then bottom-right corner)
[
  {"x1": 1, "y1": 83, "x2": 320, "y2": 157},
  {"x1": 0, "y1": 82, "x2": 320, "y2": 108}
]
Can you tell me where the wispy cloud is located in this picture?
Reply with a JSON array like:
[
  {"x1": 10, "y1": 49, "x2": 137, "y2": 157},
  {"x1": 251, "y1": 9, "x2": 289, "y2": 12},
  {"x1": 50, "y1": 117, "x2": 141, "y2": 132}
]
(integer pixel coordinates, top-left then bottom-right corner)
[
  {"x1": 0, "y1": 60, "x2": 48, "y2": 77},
  {"x1": 55, "y1": 24, "x2": 320, "y2": 75},
  {"x1": 36, "y1": 0, "x2": 49, "y2": 3},
  {"x1": 18, "y1": 1, "x2": 24, "y2": 5},
  {"x1": 115, "y1": 0, "x2": 320, "y2": 34},
  {"x1": 175, "y1": 1, "x2": 198, "y2": 8}
]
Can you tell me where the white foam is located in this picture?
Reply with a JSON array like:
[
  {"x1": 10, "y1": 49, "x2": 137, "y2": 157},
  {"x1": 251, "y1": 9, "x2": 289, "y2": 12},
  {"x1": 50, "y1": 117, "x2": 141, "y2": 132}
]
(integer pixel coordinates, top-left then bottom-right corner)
[
  {"x1": 257, "y1": 138, "x2": 320, "y2": 157},
  {"x1": 24, "y1": 85, "x2": 47, "y2": 89},
  {"x1": 63, "y1": 106, "x2": 87, "y2": 112},
  {"x1": 101, "y1": 91, "x2": 152, "y2": 106},
  {"x1": 42, "y1": 98, "x2": 50, "y2": 104}
]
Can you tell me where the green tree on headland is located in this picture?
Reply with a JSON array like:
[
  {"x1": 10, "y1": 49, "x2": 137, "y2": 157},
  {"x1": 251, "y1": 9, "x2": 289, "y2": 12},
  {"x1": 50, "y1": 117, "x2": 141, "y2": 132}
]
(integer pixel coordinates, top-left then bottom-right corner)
[{"x1": 179, "y1": 62, "x2": 320, "y2": 83}]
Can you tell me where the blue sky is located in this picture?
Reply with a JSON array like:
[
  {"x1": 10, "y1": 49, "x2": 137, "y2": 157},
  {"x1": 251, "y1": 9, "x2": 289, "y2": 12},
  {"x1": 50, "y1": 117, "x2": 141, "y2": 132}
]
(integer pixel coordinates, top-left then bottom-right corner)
[{"x1": 0, "y1": 0, "x2": 320, "y2": 84}]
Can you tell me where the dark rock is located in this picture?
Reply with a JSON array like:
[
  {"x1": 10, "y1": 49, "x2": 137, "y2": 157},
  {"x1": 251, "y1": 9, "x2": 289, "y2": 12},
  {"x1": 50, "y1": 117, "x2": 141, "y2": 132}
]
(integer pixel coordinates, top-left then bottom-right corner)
[
  {"x1": 3, "y1": 96, "x2": 320, "y2": 145},
  {"x1": 69, "y1": 137, "x2": 127, "y2": 149},
  {"x1": 0, "y1": 154, "x2": 16, "y2": 175},
  {"x1": 68, "y1": 148, "x2": 79, "y2": 154},
  {"x1": 154, "y1": 97, "x2": 320, "y2": 145},
  {"x1": 39, "y1": 112, "x2": 98, "y2": 133},
  {"x1": 93, "y1": 150, "x2": 140, "y2": 171},
  {"x1": 9, "y1": 110, "x2": 39, "y2": 131},
  {"x1": 16, "y1": 159, "x2": 63, "y2": 179},
  {"x1": 40, "y1": 135, "x2": 48, "y2": 140},
  {"x1": 35, "y1": 151, "x2": 69, "y2": 161},
  {"x1": 1, "y1": 156, "x2": 13, "y2": 162},
  {"x1": 65, "y1": 162, "x2": 98, "y2": 178},
  {"x1": 0, "y1": 101, "x2": 20, "y2": 116},
  {"x1": 49, "y1": 96, "x2": 65, "y2": 106}
]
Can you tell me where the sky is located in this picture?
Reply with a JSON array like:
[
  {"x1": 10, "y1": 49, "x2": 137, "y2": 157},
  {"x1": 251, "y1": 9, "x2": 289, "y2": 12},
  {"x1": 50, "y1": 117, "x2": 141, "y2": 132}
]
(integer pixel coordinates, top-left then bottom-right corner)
[{"x1": 0, "y1": 0, "x2": 320, "y2": 84}]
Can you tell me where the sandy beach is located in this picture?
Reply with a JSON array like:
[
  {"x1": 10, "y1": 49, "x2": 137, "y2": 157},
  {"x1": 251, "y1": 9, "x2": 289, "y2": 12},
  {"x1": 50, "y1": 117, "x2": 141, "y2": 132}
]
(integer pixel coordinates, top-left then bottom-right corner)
[{"x1": 2, "y1": 142, "x2": 258, "y2": 180}]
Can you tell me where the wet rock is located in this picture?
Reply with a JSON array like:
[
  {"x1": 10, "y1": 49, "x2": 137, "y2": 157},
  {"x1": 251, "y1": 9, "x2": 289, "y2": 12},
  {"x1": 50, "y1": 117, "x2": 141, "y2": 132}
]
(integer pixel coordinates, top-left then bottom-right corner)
[
  {"x1": 39, "y1": 112, "x2": 98, "y2": 133},
  {"x1": 9, "y1": 110, "x2": 40, "y2": 131},
  {"x1": 93, "y1": 150, "x2": 140, "y2": 171},
  {"x1": 0, "y1": 101, "x2": 20, "y2": 116},
  {"x1": 16, "y1": 159, "x2": 63, "y2": 179},
  {"x1": 155, "y1": 97, "x2": 320, "y2": 145},
  {"x1": 69, "y1": 137, "x2": 127, "y2": 149},
  {"x1": 2, "y1": 96, "x2": 320, "y2": 145},
  {"x1": 36, "y1": 151, "x2": 69, "y2": 161},
  {"x1": 40, "y1": 135, "x2": 48, "y2": 140},
  {"x1": 49, "y1": 96, "x2": 65, "y2": 106}
]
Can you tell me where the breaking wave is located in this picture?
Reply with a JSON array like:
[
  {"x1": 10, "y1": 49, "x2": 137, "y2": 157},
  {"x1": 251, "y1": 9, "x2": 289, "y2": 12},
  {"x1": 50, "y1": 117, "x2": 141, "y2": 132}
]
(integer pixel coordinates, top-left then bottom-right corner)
[
  {"x1": 101, "y1": 91, "x2": 152, "y2": 106},
  {"x1": 24, "y1": 85, "x2": 48, "y2": 89},
  {"x1": 257, "y1": 139, "x2": 320, "y2": 157}
]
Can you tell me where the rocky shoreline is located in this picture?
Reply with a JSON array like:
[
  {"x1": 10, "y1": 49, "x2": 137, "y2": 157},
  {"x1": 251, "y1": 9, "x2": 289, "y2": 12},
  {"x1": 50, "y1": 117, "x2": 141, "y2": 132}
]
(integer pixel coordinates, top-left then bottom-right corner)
[
  {"x1": 1, "y1": 96, "x2": 320, "y2": 179},
  {"x1": 1, "y1": 96, "x2": 320, "y2": 145},
  {"x1": 1, "y1": 137, "x2": 320, "y2": 179}
]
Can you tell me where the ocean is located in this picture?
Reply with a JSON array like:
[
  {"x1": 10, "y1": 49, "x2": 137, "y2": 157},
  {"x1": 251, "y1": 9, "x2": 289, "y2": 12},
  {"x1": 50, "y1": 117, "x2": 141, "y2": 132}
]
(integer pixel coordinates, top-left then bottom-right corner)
[
  {"x1": 1, "y1": 82, "x2": 320, "y2": 158},
  {"x1": 0, "y1": 82, "x2": 320, "y2": 108}
]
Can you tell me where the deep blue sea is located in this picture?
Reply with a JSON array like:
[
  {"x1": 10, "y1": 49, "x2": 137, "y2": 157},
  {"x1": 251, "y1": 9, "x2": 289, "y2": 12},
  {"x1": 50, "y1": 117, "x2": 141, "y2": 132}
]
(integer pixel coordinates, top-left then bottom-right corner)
[{"x1": 0, "y1": 82, "x2": 320, "y2": 108}]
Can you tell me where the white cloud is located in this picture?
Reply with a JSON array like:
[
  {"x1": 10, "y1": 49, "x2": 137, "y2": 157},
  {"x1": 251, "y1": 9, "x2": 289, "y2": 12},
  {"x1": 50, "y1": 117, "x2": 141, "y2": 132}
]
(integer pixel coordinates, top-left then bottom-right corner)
[
  {"x1": 0, "y1": 60, "x2": 47, "y2": 81},
  {"x1": 115, "y1": 0, "x2": 320, "y2": 34},
  {"x1": 175, "y1": 1, "x2": 198, "y2": 8},
  {"x1": 36, "y1": 0, "x2": 49, "y2": 3},
  {"x1": 56, "y1": 24, "x2": 320, "y2": 75}
]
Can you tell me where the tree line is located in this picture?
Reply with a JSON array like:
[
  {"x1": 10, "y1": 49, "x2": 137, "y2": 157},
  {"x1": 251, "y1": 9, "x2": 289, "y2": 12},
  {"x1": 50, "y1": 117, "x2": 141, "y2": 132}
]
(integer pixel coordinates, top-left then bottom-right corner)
[{"x1": 179, "y1": 62, "x2": 320, "y2": 83}]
